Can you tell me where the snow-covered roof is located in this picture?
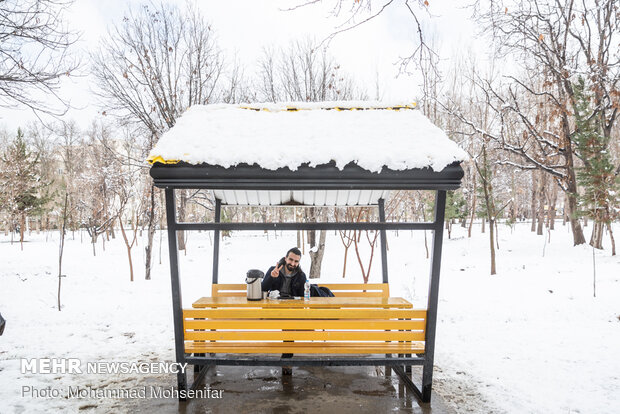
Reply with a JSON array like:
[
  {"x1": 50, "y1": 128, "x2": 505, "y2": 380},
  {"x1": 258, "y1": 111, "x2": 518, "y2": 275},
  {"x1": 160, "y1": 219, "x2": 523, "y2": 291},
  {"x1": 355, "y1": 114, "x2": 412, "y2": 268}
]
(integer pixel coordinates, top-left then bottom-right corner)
[{"x1": 147, "y1": 101, "x2": 467, "y2": 173}]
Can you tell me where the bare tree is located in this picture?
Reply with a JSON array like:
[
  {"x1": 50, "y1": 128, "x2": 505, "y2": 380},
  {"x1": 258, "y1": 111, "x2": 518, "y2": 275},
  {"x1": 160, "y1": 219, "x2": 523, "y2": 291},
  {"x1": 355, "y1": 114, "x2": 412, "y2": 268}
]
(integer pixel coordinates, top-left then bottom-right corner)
[
  {"x1": 53, "y1": 120, "x2": 85, "y2": 235},
  {"x1": 77, "y1": 121, "x2": 121, "y2": 256},
  {"x1": 92, "y1": 2, "x2": 224, "y2": 135},
  {"x1": 92, "y1": 2, "x2": 228, "y2": 278},
  {"x1": 470, "y1": 0, "x2": 620, "y2": 246},
  {"x1": 0, "y1": 0, "x2": 79, "y2": 115},
  {"x1": 257, "y1": 38, "x2": 364, "y2": 103},
  {"x1": 286, "y1": 0, "x2": 436, "y2": 76}
]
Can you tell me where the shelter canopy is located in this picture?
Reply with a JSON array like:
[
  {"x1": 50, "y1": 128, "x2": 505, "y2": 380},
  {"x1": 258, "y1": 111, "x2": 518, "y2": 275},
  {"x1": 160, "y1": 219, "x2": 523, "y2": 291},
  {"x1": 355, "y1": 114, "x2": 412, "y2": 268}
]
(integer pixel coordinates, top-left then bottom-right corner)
[{"x1": 148, "y1": 101, "x2": 466, "y2": 205}]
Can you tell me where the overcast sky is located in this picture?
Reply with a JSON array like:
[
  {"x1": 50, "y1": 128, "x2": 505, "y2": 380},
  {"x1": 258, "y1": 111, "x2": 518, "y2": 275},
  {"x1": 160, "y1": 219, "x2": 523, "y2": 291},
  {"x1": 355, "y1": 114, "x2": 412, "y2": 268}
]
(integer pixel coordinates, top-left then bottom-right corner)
[{"x1": 0, "y1": 0, "x2": 478, "y2": 134}]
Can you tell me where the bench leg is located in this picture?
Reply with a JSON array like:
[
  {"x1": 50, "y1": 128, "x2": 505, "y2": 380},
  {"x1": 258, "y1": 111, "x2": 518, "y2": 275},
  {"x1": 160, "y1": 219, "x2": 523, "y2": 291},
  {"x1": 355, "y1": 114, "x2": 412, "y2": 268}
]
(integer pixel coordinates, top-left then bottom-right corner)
[
  {"x1": 194, "y1": 353, "x2": 205, "y2": 373},
  {"x1": 281, "y1": 350, "x2": 293, "y2": 375},
  {"x1": 421, "y1": 361, "x2": 432, "y2": 402},
  {"x1": 177, "y1": 370, "x2": 187, "y2": 401}
]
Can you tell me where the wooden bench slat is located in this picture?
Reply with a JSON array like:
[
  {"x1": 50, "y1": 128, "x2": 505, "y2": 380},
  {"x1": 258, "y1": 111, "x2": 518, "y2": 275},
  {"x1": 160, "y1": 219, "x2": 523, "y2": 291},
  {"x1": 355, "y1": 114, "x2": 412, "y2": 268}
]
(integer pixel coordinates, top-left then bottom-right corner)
[
  {"x1": 184, "y1": 319, "x2": 426, "y2": 330},
  {"x1": 185, "y1": 341, "x2": 425, "y2": 354},
  {"x1": 183, "y1": 308, "x2": 426, "y2": 319},
  {"x1": 212, "y1": 283, "x2": 247, "y2": 290},
  {"x1": 185, "y1": 330, "x2": 425, "y2": 341},
  {"x1": 211, "y1": 292, "x2": 246, "y2": 297}
]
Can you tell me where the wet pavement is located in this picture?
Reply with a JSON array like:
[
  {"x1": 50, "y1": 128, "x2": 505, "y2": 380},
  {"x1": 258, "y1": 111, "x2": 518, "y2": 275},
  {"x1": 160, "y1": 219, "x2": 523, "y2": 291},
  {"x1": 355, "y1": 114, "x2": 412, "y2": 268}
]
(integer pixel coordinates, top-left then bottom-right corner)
[{"x1": 123, "y1": 364, "x2": 456, "y2": 414}]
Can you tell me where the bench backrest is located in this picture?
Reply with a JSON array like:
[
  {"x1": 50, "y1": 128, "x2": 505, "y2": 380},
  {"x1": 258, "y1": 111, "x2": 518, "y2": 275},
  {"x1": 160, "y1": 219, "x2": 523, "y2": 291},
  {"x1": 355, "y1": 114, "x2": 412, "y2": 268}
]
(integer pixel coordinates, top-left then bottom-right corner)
[
  {"x1": 212, "y1": 283, "x2": 389, "y2": 298},
  {"x1": 183, "y1": 307, "x2": 427, "y2": 355}
]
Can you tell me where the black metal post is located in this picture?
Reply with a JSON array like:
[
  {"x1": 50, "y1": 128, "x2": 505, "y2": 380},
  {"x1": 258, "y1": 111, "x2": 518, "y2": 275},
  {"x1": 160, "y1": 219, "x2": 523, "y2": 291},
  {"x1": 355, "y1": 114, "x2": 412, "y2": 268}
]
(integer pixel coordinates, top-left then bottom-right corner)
[
  {"x1": 421, "y1": 190, "x2": 447, "y2": 402},
  {"x1": 378, "y1": 198, "x2": 389, "y2": 284},
  {"x1": 212, "y1": 198, "x2": 221, "y2": 284},
  {"x1": 164, "y1": 188, "x2": 187, "y2": 396}
]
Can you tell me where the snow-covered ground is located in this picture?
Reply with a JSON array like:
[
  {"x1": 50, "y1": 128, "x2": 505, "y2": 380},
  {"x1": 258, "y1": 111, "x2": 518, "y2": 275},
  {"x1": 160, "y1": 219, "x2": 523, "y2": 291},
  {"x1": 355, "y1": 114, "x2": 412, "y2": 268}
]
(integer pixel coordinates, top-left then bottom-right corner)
[{"x1": 1, "y1": 222, "x2": 618, "y2": 413}]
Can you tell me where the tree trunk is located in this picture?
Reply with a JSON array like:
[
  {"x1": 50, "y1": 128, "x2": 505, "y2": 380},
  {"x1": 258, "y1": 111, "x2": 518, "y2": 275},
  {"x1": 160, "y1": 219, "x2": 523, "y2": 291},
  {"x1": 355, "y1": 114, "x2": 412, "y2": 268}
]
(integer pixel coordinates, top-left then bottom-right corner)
[
  {"x1": 119, "y1": 217, "x2": 134, "y2": 282},
  {"x1": 145, "y1": 184, "x2": 157, "y2": 280},
  {"x1": 531, "y1": 170, "x2": 538, "y2": 232},
  {"x1": 562, "y1": 195, "x2": 568, "y2": 226},
  {"x1": 468, "y1": 173, "x2": 477, "y2": 238},
  {"x1": 58, "y1": 193, "x2": 68, "y2": 312},
  {"x1": 607, "y1": 221, "x2": 616, "y2": 256},
  {"x1": 537, "y1": 171, "x2": 546, "y2": 236},
  {"x1": 566, "y1": 184, "x2": 586, "y2": 245},
  {"x1": 563, "y1": 131, "x2": 586, "y2": 244},
  {"x1": 19, "y1": 211, "x2": 25, "y2": 250},
  {"x1": 176, "y1": 189, "x2": 187, "y2": 250},
  {"x1": 421, "y1": 208, "x2": 429, "y2": 259},
  {"x1": 91, "y1": 231, "x2": 97, "y2": 256},
  {"x1": 589, "y1": 221, "x2": 604, "y2": 250},
  {"x1": 308, "y1": 229, "x2": 326, "y2": 279},
  {"x1": 548, "y1": 183, "x2": 557, "y2": 230},
  {"x1": 489, "y1": 218, "x2": 496, "y2": 275}
]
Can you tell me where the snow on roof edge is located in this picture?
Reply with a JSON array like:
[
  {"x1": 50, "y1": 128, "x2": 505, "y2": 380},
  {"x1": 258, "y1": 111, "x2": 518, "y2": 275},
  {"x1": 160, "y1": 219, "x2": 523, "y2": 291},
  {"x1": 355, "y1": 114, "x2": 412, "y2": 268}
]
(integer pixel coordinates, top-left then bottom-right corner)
[{"x1": 147, "y1": 102, "x2": 467, "y2": 173}]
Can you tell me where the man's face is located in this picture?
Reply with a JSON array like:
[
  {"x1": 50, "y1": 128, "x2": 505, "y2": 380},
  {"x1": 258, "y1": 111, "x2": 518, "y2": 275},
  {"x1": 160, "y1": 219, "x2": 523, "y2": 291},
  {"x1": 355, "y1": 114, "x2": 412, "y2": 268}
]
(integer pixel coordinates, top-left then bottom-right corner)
[{"x1": 285, "y1": 253, "x2": 301, "y2": 272}]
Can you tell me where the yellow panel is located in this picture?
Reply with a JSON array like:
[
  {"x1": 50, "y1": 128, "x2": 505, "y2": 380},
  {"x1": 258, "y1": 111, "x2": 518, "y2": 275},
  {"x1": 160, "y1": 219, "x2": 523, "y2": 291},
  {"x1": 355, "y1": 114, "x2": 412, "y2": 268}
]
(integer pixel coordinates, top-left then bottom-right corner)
[
  {"x1": 213, "y1": 284, "x2": 246, "y2": 290},
  {"x1": 185, "y1": 341, "x2": 425, "y2": 354},
  {"x1": 213, "y1": 292, "x2": 246, "y2": 297},
  {"x1": 187, "y1": 341, "x2": 425, "y2": 348},
  {"x1": 322, "y1": 283, "x2": 389, "y2": 297},
  {"x1": 191, "y1": 296, "x2": 413, "y2": 309},
  {"x1": 183, "y1": 308, "x2": 426, "y2": 319},
  {"x1": 210, "y1": 283, "x2": 389, "y2": 298},
  {"x1": 184, "y1": 330, "x2": 425, "y2": 341},
  {"x1": 212, "y1": 284, "x2": 246, "y2": 297},
  {"x1": 146, "y1": 155, "x2": 180, "y2": 165},
  {"x1": 184, "y1": 319, "x2": 426, "y2": 330}
]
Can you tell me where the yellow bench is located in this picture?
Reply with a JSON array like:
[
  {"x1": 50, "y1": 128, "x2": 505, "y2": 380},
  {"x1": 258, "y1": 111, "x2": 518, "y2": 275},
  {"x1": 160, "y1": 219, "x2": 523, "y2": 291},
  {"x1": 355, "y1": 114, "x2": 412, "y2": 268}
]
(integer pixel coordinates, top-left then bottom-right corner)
[
  {"x1": 185, "y1": 285, "x2": 425, "y2": 356},
  {"x1": 211, "y1": 282, "x2": 390, "y2": 297},
  {"x1": 183, "y1": 307, "x2": 426, "y2": 355}
]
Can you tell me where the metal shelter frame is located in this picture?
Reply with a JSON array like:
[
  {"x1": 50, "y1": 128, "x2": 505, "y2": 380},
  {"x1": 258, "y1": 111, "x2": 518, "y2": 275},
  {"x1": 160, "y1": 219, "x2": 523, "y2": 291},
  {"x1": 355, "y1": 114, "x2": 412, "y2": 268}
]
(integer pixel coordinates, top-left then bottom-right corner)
[{"x1": 151, "y1": 161, "x2": 463, "y2": 403}]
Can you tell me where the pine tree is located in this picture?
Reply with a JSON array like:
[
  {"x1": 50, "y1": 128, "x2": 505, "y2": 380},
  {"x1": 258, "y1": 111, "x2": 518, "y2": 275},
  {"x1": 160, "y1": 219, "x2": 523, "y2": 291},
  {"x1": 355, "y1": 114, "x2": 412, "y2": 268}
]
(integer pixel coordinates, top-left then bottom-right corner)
[
  {"x1": 572, "y1": 78, "x2": 619, "y2": 253},
  {"x1": 444, "y1": 190, "x2": 467, "y2": 239},
  {"x1": 0, "y1": 128, "x2": 53, "y2": 247}
]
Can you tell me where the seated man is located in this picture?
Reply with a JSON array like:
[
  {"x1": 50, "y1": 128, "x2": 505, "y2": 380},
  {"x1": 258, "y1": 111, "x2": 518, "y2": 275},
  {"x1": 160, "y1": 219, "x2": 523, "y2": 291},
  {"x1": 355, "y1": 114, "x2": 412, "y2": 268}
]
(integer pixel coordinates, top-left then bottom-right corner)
[
  {"x1": 262, "y1": 247, "x2": 306, "y2": 297},
  {"x1": 261, "y1": 247, "x2": 306, "y2": 375}
]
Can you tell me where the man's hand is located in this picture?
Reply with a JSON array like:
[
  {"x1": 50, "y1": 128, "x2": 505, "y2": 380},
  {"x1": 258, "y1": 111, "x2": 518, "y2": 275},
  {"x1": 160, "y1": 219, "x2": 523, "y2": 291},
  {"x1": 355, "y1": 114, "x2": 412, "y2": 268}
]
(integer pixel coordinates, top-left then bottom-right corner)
[{"x1": 271, "y1": 263, "x2": 283, "y2": 278}]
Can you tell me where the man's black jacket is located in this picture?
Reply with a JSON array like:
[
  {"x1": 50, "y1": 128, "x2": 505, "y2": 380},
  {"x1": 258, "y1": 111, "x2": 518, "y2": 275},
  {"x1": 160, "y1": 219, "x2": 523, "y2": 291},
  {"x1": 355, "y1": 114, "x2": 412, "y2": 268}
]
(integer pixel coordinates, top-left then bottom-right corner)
[{"x1": 261, "y1": 262, "x2": 307, "y2": 297}]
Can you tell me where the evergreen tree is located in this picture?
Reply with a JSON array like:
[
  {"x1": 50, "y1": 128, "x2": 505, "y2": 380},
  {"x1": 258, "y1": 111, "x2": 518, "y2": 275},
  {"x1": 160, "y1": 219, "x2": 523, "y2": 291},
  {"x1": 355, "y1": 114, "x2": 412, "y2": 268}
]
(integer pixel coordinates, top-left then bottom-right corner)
[
  {"x1": 572, "y1": 78, "x2": 619, "y2": 252},
  {"x1": 0, "y1": 128, "x2": 52, "y2": 246},
  {"x1": 444, "y1": 190, "x2": 467, "y2": 238}
]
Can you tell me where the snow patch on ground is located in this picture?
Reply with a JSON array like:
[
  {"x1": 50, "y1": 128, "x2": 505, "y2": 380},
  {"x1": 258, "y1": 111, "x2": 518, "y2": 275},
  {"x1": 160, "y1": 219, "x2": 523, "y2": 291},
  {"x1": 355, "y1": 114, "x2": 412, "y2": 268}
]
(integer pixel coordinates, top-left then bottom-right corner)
[{"x1": 1, "y1": 222, "x2": 619, "y2": 413}]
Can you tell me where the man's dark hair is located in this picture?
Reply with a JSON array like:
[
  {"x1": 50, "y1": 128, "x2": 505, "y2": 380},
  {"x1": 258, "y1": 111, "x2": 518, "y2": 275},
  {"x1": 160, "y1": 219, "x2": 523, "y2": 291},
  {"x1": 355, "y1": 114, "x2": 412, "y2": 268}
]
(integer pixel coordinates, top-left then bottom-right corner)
[{"x1": 286, "y1": 247, "x2": 302, "y2": 257}]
